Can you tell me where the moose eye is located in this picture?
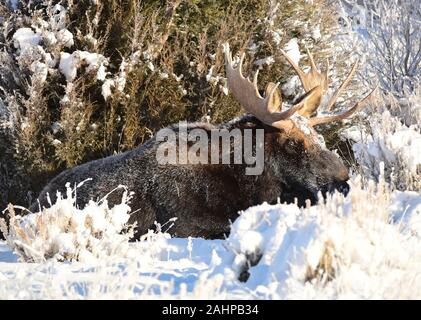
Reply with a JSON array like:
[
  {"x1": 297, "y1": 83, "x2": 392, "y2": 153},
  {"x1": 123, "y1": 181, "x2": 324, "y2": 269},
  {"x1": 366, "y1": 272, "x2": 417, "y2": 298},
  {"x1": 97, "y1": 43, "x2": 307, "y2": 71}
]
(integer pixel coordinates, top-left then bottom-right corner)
[
  {"x1": 285, "y1": 139, "x2": 303, "y2": 155},
  {"x1": 285, "y1": 139, "x2": 296, "y2": 152}
]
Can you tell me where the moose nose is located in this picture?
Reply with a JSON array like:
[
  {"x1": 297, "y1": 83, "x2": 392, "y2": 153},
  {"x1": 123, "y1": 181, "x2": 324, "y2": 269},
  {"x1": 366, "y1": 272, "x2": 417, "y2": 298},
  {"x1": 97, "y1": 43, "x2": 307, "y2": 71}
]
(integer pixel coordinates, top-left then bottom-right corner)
[
  {"x1": 336, "y1": 181, "x2": 350, "y2": 196},
  {"x1": 329, "y1": 181, "x2": 350, "y2": 196},
  {"x1": 320, "y1": 180, "x2": 350, "y2": 198}
]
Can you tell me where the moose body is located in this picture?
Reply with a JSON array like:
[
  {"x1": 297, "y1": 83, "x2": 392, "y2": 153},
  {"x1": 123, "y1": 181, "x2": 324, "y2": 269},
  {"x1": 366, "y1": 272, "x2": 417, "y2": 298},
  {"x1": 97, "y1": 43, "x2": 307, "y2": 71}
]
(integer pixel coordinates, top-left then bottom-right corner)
[
  {"x1": 34, "y1": 43, "x2": 374, "y2": 239},
  {"x1": 34, "y1": 115, "x2": 349, "y2": 239}
]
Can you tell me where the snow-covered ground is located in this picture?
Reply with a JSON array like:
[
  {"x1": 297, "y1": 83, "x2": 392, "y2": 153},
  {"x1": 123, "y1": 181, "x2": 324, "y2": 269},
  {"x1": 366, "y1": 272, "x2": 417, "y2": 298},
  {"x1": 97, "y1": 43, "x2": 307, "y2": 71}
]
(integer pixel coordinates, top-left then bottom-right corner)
[
  {"x1": 0, "y1": 236, "x2": 230, "y2": 299},
  {"x1": 1, "y1": 174, "x2": 421, "y2": 299}
]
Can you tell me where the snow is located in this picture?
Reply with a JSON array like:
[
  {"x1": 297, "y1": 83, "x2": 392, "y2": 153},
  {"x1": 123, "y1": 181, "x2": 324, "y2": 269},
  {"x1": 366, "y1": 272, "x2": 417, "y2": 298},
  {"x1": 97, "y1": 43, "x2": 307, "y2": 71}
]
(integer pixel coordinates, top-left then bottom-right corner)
[
  {"x1": 388, "y1": 129, "x2": 421, "y2": 173},
  {"x1": 8, "y1": 0, "x2": 19, "y2": 10},
  {"x1": 49, "y1": 4, "x2": 68, "y2": 31},
  {"x1": 59, "y1": 51, "x2": 107, "y2": 82},
  {"x1": 12, "y1": 28, "x2": 41, "y2": 52},
  {"x1": 270, "y1": 29, "x2": 283, "y2": 46},
  {"x1": 1, "y1": 173, "x2": 421, "y2": 299},
  {"x1": 254, "y1": 56, "x2": 275, "y2": 67},
  {"x1": 205, "y1": 66, "x2": 214, "y2": 82},
  {"x1": 11, "y1": 28, "x2": 55, "y2": 85},
  {"x1": 56, "y1": 29, "x2": 74, "y2": 48},
  {"x1": 280, "y1": 38, "x2": 302, "y2": 96},
  {"x1": 282, "y1": 75, "x2": 300, "y2": 97},
  {"x1": 390, "y1": 191, "x2": 421, "y2": 229},
  {"x1": 1, "y1": 182, "x2": 134, "y2": 263},
  {"x1": 100, "y1": 60, "x2": 131, "y2": 100},
  {"x1": 342, "y1": 110, "x2": 421, "y2": 186},
  {"x1": 30, "y1": 61, "x2": 48, "y2": 83},
  {"x1": 213, "y1": 175, "x2": 421, "y2": 299},
  {"x1": 102, "y1": 79, "x2": 115, "y2": 101},
  {"x1": 42, "y1": 31, "x2": 58, "y2": 46},
  {"x1": 59, "y1": 53, "x2": 77, "y2": 82},
  {"x1": 283, "y1": 38, "x2": 301, "y2": 66},
  {"x1": 338, "y1": 0, "x2": 420, "y2": 96},
  {"x1": 147, "y1": 61, "x2": 155, "y2": 72},
  {"x1": 311, "y1": 25, "x2": 322, "y2": 41}
]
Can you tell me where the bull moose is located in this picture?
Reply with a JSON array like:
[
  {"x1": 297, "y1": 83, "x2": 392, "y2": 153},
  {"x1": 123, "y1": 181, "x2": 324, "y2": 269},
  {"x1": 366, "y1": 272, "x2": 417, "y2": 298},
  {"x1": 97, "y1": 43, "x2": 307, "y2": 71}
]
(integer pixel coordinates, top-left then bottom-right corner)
[{"x1": 33, "y1": 43, "x2": 375, "y2": 239}]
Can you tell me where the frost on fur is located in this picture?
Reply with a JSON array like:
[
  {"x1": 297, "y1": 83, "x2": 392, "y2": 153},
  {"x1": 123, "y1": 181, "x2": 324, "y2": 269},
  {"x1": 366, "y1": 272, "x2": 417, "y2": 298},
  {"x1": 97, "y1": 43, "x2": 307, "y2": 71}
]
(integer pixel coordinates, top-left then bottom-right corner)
[{"x1": 0, "y1": 181, "x2": 136, "y2": 263}]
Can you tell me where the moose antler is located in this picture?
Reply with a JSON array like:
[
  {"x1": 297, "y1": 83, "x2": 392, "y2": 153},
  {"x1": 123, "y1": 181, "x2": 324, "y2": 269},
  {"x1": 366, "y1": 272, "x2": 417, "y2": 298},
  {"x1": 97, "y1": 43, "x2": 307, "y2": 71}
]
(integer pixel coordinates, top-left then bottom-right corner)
[
  {"x1": 280, "y1": 48, "x2": 372, "y2": 119},
  {"x1": 280, "y1": 48, "x2": 329, "y2": 93},
  {"x1": 223, "y1": 43, "x2": 320, "y2": 131},
  {"x1": 308, "y1": 86, "x2": 377, "y2": 126},
  {"x1": 280, "y1": 48, "x2": 328, "y2": 117},
  {"x1": 224, "y1": 42, "x2": 376, "y2": 129},
  {"x1": 281, "y1": 48, "x2": 376, "y2": 126}
]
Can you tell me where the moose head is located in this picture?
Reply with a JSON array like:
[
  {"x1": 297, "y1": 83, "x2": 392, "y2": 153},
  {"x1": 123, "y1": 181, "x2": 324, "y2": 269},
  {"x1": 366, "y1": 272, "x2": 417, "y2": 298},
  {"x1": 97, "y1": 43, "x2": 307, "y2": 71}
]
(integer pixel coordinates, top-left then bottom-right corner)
[{"x1": 223, "y1": 43, "x2": 375, "y2": 206}]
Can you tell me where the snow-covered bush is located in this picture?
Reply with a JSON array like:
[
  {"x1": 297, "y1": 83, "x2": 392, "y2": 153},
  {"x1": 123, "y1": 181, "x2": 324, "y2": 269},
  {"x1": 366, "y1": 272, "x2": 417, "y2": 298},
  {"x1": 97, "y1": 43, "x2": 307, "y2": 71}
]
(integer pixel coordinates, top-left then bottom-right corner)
[
  {"x1": 286, "y1": 176, "x2": 421, "y2": 299},
  {"x1": 339, "y1": 94, "x2": 421, "y2": 191},
  {"x1": 339, "y1": 0, "x2": 420, "y2": 97},
  {"x1": 0, "y1": 181, "x2": 136, "y2": 262},
  {"x1": 210, "y1": 169, "x2": 421, "y2": 299},
  {"x1": 334, "y1": 1, "x2": 421, "y2": 189}
]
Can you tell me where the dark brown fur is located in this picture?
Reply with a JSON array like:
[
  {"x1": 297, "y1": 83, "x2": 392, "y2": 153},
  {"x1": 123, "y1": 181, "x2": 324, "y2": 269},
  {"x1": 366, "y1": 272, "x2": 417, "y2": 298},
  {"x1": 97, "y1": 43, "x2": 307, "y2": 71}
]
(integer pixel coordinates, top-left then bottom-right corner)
[{"x1": 33, "y1": 115, "x2": 349, "y2": 239}]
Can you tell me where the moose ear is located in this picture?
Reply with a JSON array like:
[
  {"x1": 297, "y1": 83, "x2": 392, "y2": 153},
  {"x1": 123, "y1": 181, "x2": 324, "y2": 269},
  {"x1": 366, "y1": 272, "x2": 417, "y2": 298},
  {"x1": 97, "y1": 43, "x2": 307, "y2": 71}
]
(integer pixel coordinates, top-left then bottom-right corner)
[{"x1": 264, "y1": 82, "x2": 282, "y2": 113}]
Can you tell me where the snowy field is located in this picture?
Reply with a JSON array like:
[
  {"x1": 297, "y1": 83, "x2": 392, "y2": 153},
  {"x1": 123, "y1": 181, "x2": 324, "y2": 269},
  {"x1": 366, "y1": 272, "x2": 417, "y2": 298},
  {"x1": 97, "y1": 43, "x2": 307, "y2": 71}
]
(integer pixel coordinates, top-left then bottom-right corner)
[{"x1": 1, "y1": 174, "x2": 421, "y2": 299}]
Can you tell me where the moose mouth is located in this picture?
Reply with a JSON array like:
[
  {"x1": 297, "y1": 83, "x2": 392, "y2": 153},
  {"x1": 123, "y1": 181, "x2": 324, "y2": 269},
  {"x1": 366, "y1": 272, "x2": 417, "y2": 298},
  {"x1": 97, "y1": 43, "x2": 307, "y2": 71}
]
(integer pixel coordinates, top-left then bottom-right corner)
[
  {"x1": 322, "y1": 181, "x2": 350, "y2": 196},
  {"x1": 280, "y1": 181, "x2": 350, "y2": 207},
  {"x1": 279, "y1": 182, "x2": 318, "y2": 207},
  {"x1": 316, "y1": 181, "x2": 350, "y2": 202}
]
